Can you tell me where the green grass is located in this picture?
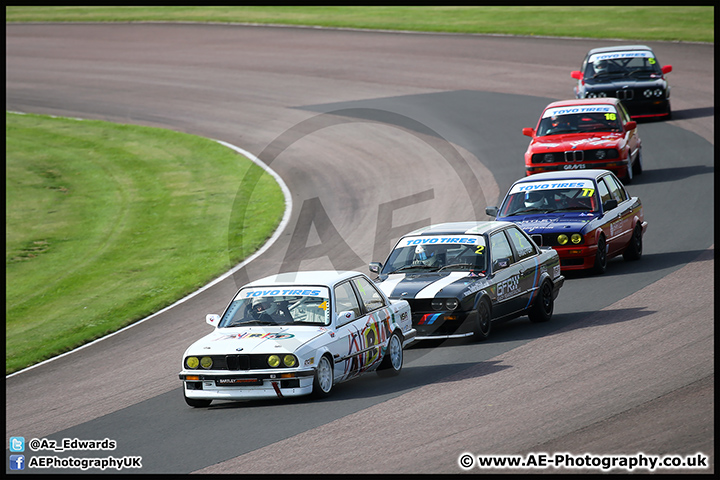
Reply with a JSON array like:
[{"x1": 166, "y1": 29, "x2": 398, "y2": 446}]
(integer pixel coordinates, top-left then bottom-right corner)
[
  {"x1": 5, "y1": 6, "x2": 713, "y2": 43},
  {"x1": 6, "y1": 113, "x2": 284, "y2": 373}
]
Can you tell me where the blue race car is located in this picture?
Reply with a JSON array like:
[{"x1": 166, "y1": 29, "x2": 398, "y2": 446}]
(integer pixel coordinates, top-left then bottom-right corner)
[{"x1": 486, "y1": 170, "x2": 647, "y2": 274}]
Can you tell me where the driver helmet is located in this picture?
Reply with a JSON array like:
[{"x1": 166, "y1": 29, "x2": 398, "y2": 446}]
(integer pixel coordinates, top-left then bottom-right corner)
[
  {"x1": 252, "y1": 297, "x2": 278, "y2": 316},
  {"x1": 551, "y1": 115, "x2": 570, "y2": 129},
  {"x1": 414, "y1": 244, "x2": 440, "y2": 264},
  {"x1": 593, "y1": 60, "x2": 609, "y2": 75},
  {"x1": 524, "y1": 191, "x2": 546, "y2": 208}
]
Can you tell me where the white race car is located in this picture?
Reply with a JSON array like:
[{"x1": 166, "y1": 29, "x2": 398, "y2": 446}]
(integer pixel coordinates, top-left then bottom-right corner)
[{"x1": 179, "y1": 270, "x2": 416, "y2": 407}]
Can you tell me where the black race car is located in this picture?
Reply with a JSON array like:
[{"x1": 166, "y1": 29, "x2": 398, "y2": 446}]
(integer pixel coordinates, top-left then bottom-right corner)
[
  {"x1": 571, "y1": 45, "x2": 673, "y2": 120},
  {"x1": 369, "y1": 221, "x2": 565, "y2": 341}
]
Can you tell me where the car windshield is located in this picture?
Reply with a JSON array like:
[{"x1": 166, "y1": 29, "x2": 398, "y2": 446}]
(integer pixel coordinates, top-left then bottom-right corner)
[
  {"x1": 499, "y1": 179, "x2": 599, "y2": 216},
  {"x1": 382, "y1": 235, "x2": 487, "y2": 275},
  {"x1": 537, "y1": 105, "x2": 622, "y2": 136},
  {"x1": 219, "y1": 286, "x2": 331, "y2": 327},
  {"x1": 585, "y1": 51, "x2": 663, "y2": 80}
]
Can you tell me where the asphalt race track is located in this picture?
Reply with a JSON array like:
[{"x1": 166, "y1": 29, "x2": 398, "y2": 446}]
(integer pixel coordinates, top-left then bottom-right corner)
[{"x1": 6, "y1": 24, "x2": 714, "y2": 474}]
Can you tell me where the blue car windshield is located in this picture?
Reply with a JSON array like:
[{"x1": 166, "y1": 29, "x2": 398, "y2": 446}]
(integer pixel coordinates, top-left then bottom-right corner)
[{"x1": 500, "y1": 183, "x2": 599, "y2": 217}]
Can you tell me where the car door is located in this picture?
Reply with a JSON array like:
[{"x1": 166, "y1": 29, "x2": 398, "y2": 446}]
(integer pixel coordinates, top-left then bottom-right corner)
[
  {"x1": 600, "y1": 173, "x2": 633, "y2": 256},
  {"x1": 350, "y1": 275, "x2": 391, "y2": 370},
  {"x1": 618, "y1": 102, "x2": 639, "y2": 157},
  {"x1": 504, "y1": 225, "x2": 542, "y2": 311},
  {"x1": 488, "y1": 230, "x2": 524, "y2": 319},
  {"x1": 330, "y1": 280, "x2": 369, "y2": 383}
]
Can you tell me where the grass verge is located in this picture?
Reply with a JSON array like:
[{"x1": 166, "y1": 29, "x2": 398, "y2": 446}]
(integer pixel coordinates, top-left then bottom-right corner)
[
  {"x1": 5, "y1": 112, "x2": 285, "y2": 373},
  {"x1": 5, "y1": 6, "x2": 714, "y2": 43}
]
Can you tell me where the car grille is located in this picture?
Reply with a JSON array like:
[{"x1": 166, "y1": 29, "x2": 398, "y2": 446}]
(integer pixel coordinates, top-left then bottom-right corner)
[
  {"x1": 185, "y1": 354, "x2": 281, "y2": 371},
  {"x1": 616, "y1": 89, "x2": 634, "y2": 101},
  {"x1": 531, "y1": 149, "x2": 618, "y2": 164}
]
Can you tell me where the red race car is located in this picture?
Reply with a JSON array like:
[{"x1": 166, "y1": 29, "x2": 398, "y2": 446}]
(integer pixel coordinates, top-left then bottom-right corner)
[{"x1": 522, "y1": 98, "x2": 642, "y2": 183}]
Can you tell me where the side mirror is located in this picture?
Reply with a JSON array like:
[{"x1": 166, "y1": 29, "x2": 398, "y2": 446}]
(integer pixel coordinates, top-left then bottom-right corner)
[
  {"x1": 485, "y1": 206, "x2": 498, "y2": 217},
  {"x1": 624, "y1": 121, "x2": 637, "y2": 132},
  {"x1": 369, "y1": 262, "x2": 382, "y2": 274},
  {"x1": 337, "y1": 310, "x2": 356, "y2": 325},
  {"x1": 571, "y1": 71, "x2": 583, "y2": 80},
  {"x1": 493, "y1": 257, "x2": 510, "y2": 271},
  {"x1": 206, "y1": 314, "x2": 220, "y2": 327},
  {"x1": 522, "y1": 127, "x2": 535, "y2": 137},
  {"x1": 662, "y1": 65, "x2": 673, "y2": 75},
  {"x1": 603, "y1": 199, "x2": 618, "y2": 211}
]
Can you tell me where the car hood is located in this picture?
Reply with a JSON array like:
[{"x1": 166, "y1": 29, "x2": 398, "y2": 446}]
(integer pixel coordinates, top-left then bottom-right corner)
[
  {"x1": 529, "y1": 132, "x2": 623, "y2": 152},
  {"x1": 501, "y1": 212, "x2": 597, "y2": 234},
  {"x1": 184, "y1": 326, "x2": 328, "y2": 355},
  {"x1": 377, "y1": 271, "x2": 489, "y2": 300}
]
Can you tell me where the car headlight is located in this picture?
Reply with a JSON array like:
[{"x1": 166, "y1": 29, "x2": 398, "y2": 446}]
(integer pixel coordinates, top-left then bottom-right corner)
[
  {"x1": 432, "y1": 299, "x2": 459, "y2": 310},
  {"x1": 268, "y1": 355, "x2": 281, "y2": 368},
  {"x1": 200, "y1": 356, "x2": 213, "y2": 369},
  {"x1": 186, "y1": 356, "x2": 199, "y2": 369},
  {"x1": 586, "y1": 92, "x2": 596, "y2": 98},
  {"x1": 571, "y1": 233, "x2": 583, "y2": 244},
  {"x1": 557, "y1": 234, "x2": 569, "y2": 245},
  {"x1": 596, "y1": 149, "x2": 606, "y2": 160},
  {"x1": 654, "y1": 88, "x2": 664, "y2": 97},
  {"x1": 283, "y1": 355, "x2": 297, "y2": 368},
  {"x1": 598, "y1": 92, "x2": 607, "y2": 97}
]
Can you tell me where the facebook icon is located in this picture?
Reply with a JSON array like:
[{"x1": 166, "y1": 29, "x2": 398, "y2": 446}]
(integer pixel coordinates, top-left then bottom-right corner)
[{"x1": 9, "y1": 455, "x2": 25, "y2": 470}]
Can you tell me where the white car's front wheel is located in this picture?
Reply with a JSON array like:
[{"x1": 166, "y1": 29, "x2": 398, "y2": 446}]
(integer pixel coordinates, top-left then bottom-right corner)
[
  {"x1": 312, "y1": 354, "x2": 334, "y2": 398},
  {"x1": 377, "y1": 332, "x2": 403, "y2": 377}
]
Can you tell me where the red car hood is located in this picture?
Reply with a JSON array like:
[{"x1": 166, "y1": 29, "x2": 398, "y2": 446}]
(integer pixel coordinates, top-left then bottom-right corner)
[{"x1": 529, "y1": 132, "x2": 624, "y2": 152}]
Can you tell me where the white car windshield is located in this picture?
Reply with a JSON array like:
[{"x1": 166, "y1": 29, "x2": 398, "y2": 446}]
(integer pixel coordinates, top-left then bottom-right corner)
[
  {"x1": 382, "y1": 235, "x2": 487, "y2": 274},
  {"x1": 219, "y1": 286, "x2": 331, "y2": 327}
]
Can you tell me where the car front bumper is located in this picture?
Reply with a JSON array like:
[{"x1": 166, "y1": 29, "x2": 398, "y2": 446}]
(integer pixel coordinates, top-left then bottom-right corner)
[
  {"x1": 554, "y1": 244, "x2": 598, "y2": 271},
  {"x1": 411, "y1": 310, "x2": 475, "y2": 340},
  {"x1": 179, "y1": 369, "x2": 315, "y2": 400},
  {"x1": 525, "y1": 159, "x2": 630, "y2": 178}
]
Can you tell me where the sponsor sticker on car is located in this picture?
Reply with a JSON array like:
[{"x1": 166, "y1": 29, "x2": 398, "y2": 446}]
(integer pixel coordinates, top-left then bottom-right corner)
[
  {"x1": 543, "y1": 105, "x2": 617, "y2": 118},
  {"x1": 588, "y1": 50, "x2": 653, "y2": 63},
  {"x1": 509, "y1": 179, "x2": 595, "y2": 195}
]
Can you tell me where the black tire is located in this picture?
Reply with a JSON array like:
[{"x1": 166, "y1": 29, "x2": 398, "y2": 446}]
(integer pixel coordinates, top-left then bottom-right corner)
[
  {"x1": 624, "y1": 157, "x2": 634, "y2": 183},
  {"x1": 184, "y1": 390, "x2": 212, "y2": 408},
  {"x1": 471, "y1": 299, "x2": 492, "y2": 342},
  {"x1": 632, "y1": 148, "x2": 643, "y2": 176},
  {"x1": 377, "y1": 331, "x2": 403, "y2": 377},
  {"x1": 592, "y1": 235, "x2": 608, "y2": 275},
  {"x1": 311, "y1": 354, "x2": 334, "y2": 398},
  {"x1": 528, "y1": 280, "x2": 554, "y2": 323},
  {"x1": 623, "y1": 224, "x2": 643, "y2": 261}
]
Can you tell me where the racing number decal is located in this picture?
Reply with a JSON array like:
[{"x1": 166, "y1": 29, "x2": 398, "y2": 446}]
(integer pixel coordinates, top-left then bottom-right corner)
[
  {"x1": 363, "y1": 316, "x2": 380, "y2": 367},
  {"x1": 475, "y1": 245, "x2": 485, "y2": 255},
  {"x1": 604, "y1": 113, "x2": 617, "y2": 121},
  {"x1": 581, "y1": 188, "x2": 595, "y2": 197}
]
